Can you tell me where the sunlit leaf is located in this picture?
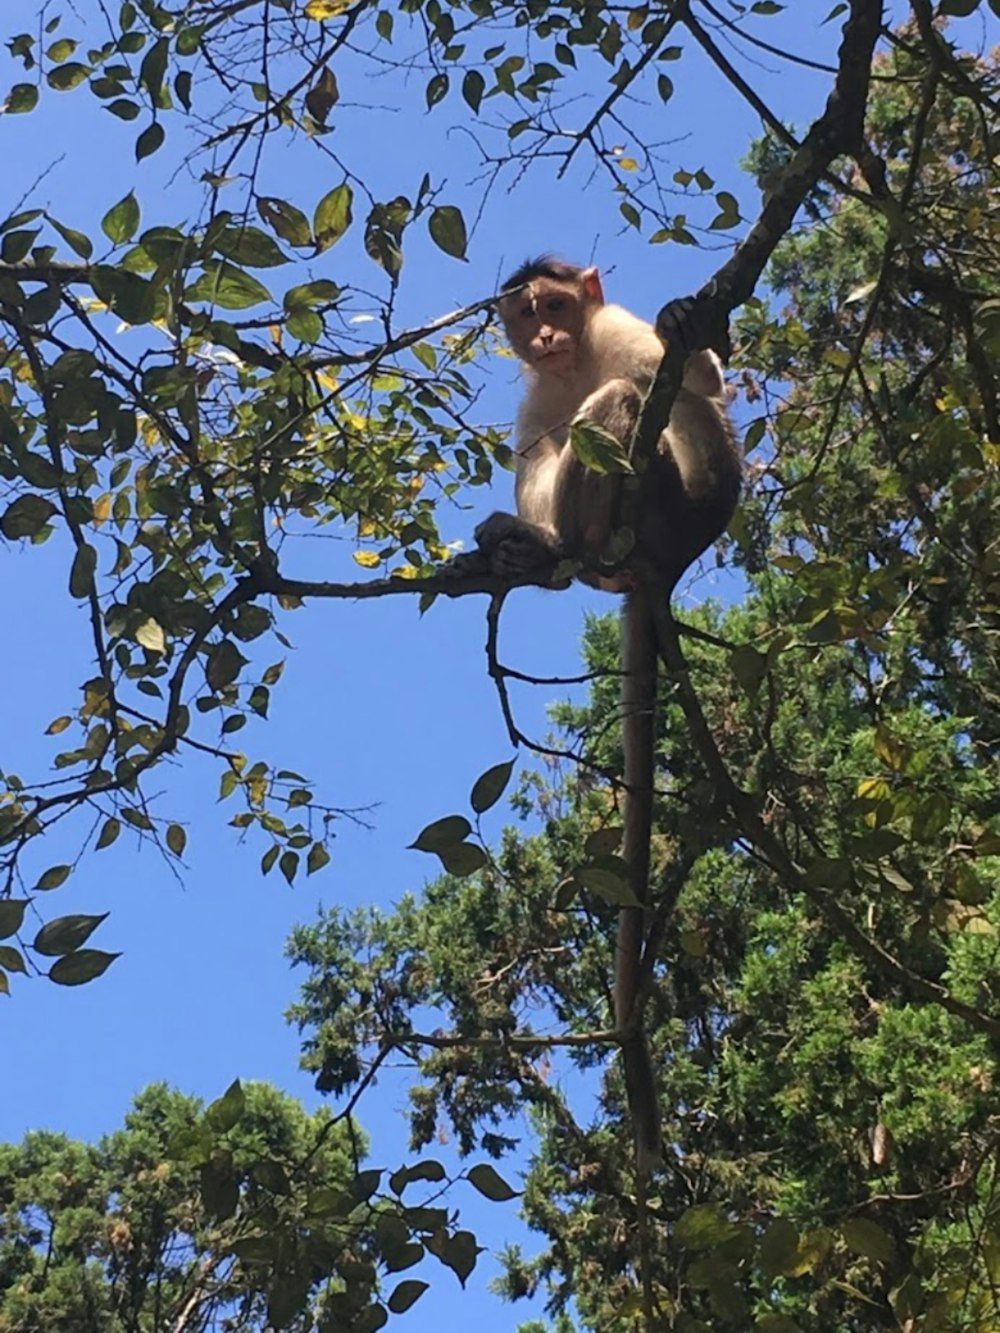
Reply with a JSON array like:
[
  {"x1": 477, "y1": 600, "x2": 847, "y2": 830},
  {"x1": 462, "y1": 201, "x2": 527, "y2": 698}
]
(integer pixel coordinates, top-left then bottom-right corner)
[
  {"x1": 314, "y1": 182, "x2": 353, "y2": 252},
  {"x1": 428, "y1": 205, "x2": 467, "y2": 259},
  {"x1": 305, "y1": 0, "x2": 351, "y2": 16}
]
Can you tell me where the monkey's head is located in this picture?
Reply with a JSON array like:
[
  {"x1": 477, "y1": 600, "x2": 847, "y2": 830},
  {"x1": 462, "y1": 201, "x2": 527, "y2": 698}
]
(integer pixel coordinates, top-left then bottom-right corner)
[{"x1": 498, "y1": 256, "x2": 605, "y2": 377}]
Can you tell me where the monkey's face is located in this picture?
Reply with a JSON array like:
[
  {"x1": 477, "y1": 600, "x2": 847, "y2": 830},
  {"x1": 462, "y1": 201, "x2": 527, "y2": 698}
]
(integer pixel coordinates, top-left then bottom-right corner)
[{"x1": 500, "y1": 278, "x2": 593, "y2": 376}]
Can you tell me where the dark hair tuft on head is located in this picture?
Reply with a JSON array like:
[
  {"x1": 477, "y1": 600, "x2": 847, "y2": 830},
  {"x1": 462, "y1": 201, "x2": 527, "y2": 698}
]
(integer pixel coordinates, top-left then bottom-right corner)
[{"x1": 501, "y1": 255, "x2": 584, "y2": 295}]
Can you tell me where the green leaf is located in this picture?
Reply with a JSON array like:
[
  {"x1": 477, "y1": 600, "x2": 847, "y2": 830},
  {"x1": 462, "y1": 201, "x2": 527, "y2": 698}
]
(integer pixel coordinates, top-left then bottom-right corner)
[
  {"x1": 353, "y1": 1307, "x2": 389, "y2": 1333},
  {"x1": 258, "y1": 196, "x2": 313, "y2": 247},
  {"x1": 577, "y1": 864, "x2": 640, "y2": 905},
  {"x1": 389, "y1": 1159, "x2": 446, "y2": 1193},
  {"x1": 106, "y1": 98, "x2": 140, "y2": 120},
  {"x1": 206, "y1": 1078, "x2": 246, "y2": 1131},
  {"x1": 436, "y1": 842, "x2": 487, "y2": 877},
  {"x1": 470, "y1": 759, "x2": 514, "y2": 814},
  {"x1": 47, "y1": 62, "x2": 91, "y2": 91},
  {"x1": 425, "y1": 1228, "x2": 479, "y2": 1285},
  {"x1": 387, "y1": 1280, "x2": 428, "y2": 1315},
  {"x1": 35, "y1": 864, "x2": 71, "y2": 891},
  {"x1": 279, "y1": 850, "x2": 299, "y2": 885},
  {"x1": 176, "y1": 25, "x2": 204, "y2": 55},
  {"x1": 49, "y1": 949, "x2": 119, "y2": 986},
  {"x1": 0, "y1": 946, "x2": 27, "y2": 974},
  {"x1": 175, "y1": 70, "x2": 192, "y2": 112},
  {"x1": 283, "y1": 278, "x2": 340, "y2": 310},
  {"x1": 69, "y1": 542, "x2": 97, "y2": 599},
  {"x1": 212, "y1": 224, "x2": 289, "y2": 268},
  {"x1": 351, "y1": 1167, "x2": 383, "y2": 1201},
  {"x1": 186, "y1": 262, "x2": 272, "y2": 310},
  {"x1": 287, "y1": 307, "x2": 323, "y2": 343},
  {"x1": 314, "y1": 182, "x2": 353, "y2": 253},
  {"x1": 1, "y1": 495, "x2": 57, "y2": 539},
  {"x1": 428, "y1": 205, "x2": 467, "y2": 259},
  {"x1": 139, "y1": 36, "x2": 168, "y2": 99},
  {"x1": 467, "y1": 1163, "x2": 519, "y2": 1201},
  {"x1": 7, "y1": 83, "x2": 39, "y2": 114},
  {"x1": 90, "y1": 265, "x2": 156, "y2": 324},
  {"x1": 33, "y1": 912, "x2": 108, "y2": 957},
  {"x1": 841, "y1": 1217, "x2": 894, "y2": 1263},
  {"x1": 96, "y1": 817, "x2": 121, "y2": 850},
  {"x1": 307, "y1": 841, "x2": 330, "y2": 874},
  {"x1": 409, "y1": 815, "x2": 472, "y2": 852},
  {"x1": 584, "y1": 827, "x2": 623, "y2": 856},
  {"x1": 709, "y1": 190, "x2": 741, "y2": 231},
  {"x1": 462, "y1": 69, "x2": 485, "y2": 112},
  {"x1": 569, "y1": 420, "x2": 634, "y2": 474},
  {"x1": 425, "y1": 73, "x2": 449, "y2": 108},
  {"x1": 49, "y1": 215, "x2": 94, "y2": 257},
  {"x1": 759, "y1": 1218, "x2": 801, "y2": 1278},
  {"x1": 201, "y1": 1150, "x2": 239, "y2": 1219},
  {"x1": 206, "y1": 639, "x2": 248, "y2": 691},
  {"x1": 730, "y1": 644, "x2": 767, "y2": 699},
  {"x1": 2, "y1": 228, "x2": 41, "y2": 263},
  {"x1": 101, "y1": 192, "x2": 141, "y2": 245},
  {"x1": 135, "y1": 121, "x2": 165, "y2": 161},
  {"x1": 166, "y1": 824, "x2": 187, "y2": 856},
  {"x1": 675, "y1": 1203, "x2": 744, "y2": 1250},
  {"x1": 0, "y1": 901, "x2": 29, "y2": 940}
]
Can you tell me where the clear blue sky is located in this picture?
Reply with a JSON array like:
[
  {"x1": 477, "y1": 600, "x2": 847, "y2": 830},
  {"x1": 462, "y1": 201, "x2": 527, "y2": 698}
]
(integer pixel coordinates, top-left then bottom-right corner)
[{"x1": 0, "y1": 2, "x2": 923, "y2": 1325}]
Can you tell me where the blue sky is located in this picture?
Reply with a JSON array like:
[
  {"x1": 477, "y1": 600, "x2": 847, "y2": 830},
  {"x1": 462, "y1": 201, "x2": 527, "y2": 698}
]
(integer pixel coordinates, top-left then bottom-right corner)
[{"x1": 1, "y1": 2, "x2": 966, "y2": 1326}]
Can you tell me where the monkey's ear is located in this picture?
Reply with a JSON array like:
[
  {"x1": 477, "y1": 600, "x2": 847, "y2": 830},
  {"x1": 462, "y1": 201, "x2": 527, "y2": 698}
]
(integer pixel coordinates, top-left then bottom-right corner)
[{"x1": 581, "y1": 267, "x2": 605, "y2": 304}]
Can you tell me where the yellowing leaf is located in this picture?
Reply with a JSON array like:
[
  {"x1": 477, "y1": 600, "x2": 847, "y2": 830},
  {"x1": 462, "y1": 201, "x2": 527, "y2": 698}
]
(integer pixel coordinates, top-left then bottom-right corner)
[
  {"x1": 136, "y1": 618, "x2": 166, "y2": 654},
  {"x1": 304, "y1": 0, "x2": 351, "y2": 17},
  {"x1": 93, "y1": 493, "x2": 112, "y2": 526},
  {"x1": 618, "y1": 156, "x2": 639, "y2": 171},
  {"x1": 353, "y1": 549, "x2": 382, "y2": 568},
  {"x1": 857, "y1": 776, "x2": 890, "y2": 802}
]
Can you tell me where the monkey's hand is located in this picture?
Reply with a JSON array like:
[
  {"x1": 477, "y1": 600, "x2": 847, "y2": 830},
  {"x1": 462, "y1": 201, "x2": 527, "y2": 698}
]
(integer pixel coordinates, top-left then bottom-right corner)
[
  {"x1": 656, "y1": 292, "x2": 731, "y2": 366},
  {"x1": 474, "y1": 510, "x2": 568, "y2": 583}
]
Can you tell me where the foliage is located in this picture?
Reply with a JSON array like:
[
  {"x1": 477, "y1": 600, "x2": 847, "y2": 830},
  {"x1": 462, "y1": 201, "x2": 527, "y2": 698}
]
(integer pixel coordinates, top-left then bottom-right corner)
[
  {"x1": 0, "y1": 1079, "x2": 512, "y2": 1331},
  {"x1": 288, "y1": 26, "x2": 1000, "y2": 1333},
  {"x1": 0, "y1": 1081, "x2": 366, "y2": 1331},
  {"x1": 2, "y1": 1, "x2": 1000, "y2": 1331}
]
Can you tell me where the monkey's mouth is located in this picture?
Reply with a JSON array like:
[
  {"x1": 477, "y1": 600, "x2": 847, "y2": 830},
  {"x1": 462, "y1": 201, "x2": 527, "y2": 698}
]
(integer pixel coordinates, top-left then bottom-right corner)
[{"x1": 536, "y1": 346, "x2": 572, "y2": 363}]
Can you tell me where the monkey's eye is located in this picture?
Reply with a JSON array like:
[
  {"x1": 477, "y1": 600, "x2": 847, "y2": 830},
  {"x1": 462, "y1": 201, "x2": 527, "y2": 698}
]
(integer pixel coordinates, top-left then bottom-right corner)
[
  {"x1": 546, "y1": 298, "x2": 565, "y2": 313},
  {"x1": 519, "y1": 305, "x2": 534, "y2": 320}
]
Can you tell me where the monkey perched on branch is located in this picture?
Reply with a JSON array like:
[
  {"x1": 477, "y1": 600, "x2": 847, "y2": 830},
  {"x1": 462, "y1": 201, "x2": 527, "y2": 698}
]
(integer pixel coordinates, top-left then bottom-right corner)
[{"x1": 478, "y1": 256, "x2": 741, "y2": 1173}]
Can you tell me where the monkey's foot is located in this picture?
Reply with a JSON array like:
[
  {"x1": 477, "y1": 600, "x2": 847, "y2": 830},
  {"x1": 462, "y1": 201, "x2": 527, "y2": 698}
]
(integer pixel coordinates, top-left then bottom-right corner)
[
  {"x1": 474, "y1": 510, "x2": 564, "y2": 580},
  {"x1": 439, "y1": 548, "x2": 494, "y2": 581},
  {"x1": 656, "y1": 291, "x2": 731, "y2": 365}
]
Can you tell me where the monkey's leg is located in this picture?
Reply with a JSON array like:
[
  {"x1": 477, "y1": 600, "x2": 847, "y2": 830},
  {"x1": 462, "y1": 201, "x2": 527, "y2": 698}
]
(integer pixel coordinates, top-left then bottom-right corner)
[
  {"x1": 564, "y1": 378, "x2": 643, "y2": 555},
  {"x1": 473, "y1": 510, "x2": 564, "y2": 579}
]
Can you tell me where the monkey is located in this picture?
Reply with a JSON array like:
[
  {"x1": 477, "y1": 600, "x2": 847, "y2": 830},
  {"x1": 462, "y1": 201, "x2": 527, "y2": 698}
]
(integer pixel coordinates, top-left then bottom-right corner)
[{"x1": 476, "y1": 257, "x2": 741, "y2": 1174}]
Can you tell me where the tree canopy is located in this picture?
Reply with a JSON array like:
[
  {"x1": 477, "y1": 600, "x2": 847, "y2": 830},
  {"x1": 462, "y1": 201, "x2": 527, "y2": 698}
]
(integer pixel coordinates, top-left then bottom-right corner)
[{"x1": 2, "y1": 0, "x2": 1000, "y2": 1329}]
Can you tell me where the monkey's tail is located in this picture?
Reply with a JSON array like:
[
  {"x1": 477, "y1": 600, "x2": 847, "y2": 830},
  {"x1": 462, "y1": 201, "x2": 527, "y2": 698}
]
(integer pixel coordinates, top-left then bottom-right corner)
[{"x1": 615, "y1": 586, "x2": 662, "y2": 1174}]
